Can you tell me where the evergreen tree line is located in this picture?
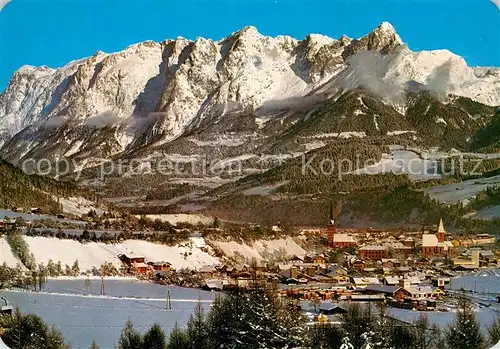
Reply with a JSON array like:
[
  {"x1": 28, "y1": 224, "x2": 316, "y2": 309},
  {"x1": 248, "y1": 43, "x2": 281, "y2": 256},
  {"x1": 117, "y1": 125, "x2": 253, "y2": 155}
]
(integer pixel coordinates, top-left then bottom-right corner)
[{"x1": 0, "y1": 259, "x2": 81, "y2": 290}]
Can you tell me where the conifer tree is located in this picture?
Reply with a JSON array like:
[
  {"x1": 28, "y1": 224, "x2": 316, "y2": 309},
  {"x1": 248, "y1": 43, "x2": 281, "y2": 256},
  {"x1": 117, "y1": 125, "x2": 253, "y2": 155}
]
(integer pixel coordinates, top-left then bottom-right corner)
[
  {"x1": 0, "y1": 309, "x2": 70, "y2": 349},
  {"x1": 341, "y1": 303, "x2": 375, "y2": 349},
  {"x1": 143, "y1": 323, "x2": 166, "y2": 349},
  {"x1": 444, "y1": 297, "x2": 485, "y2": 349},
  {"x1": 308, "y1": 323, "x2": 343, "y2": 349},
  {"x1": 71, "y1": 260, "x2": 80, "y2": 276},
  {"x1": 186, "y1": 302, "x2": 208, "y2": 349},
  {"x1": 206, "y1": 294, "x2": 240, "y2": 348},
  {"x1": 167, "y1": 323, "x2": 189, "y2": 349},
  {"x1": 411, "y1": 316, "x2": 442, "y2": 349},
  {"x1": 117, "y1": 319, "x2": 143, "y2": 349}
]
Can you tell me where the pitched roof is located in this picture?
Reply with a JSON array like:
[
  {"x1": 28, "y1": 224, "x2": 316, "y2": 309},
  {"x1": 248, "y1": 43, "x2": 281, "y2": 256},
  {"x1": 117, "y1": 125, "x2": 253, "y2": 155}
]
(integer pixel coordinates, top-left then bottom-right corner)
[
  {"x1": 328, "y1": 265, "x2": 348, "y2": 273},
  {"x1": 407, "y1": 285, "x2": 435, "y2": 295},
  {"x1": 132, "y1": 262, "x2": 149, "y2": 268},
  {"x1": 333, "y1": 234, "x2": 355, "y2": 243},
  {"x1": 363, "y1": 284, "x2": 403, "y2": 294},
  {"x1": 199, "y1": 265, "x2": 217, "y2": 273},
  {"x1": 422, "y1": 234, "x2": 438, "y2": 247},
  {"x1": 352, "y1": 277, "x2": 380, "y2": 285}
]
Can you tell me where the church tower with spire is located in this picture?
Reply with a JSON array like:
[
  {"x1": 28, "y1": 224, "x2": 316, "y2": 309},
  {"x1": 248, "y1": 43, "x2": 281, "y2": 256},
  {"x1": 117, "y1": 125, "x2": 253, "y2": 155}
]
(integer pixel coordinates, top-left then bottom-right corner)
[
  {"x1": 328, "y1": 203, "x2": 335, "y2": 247},
  {"x1": 437, "y1": 218, "x2": 445, "y2": 243}
]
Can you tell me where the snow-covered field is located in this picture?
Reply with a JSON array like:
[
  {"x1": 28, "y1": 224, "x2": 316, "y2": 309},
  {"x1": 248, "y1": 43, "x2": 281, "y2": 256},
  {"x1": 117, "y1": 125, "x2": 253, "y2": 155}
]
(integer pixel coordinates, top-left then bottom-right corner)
[
  {"x1": 55, "y1": 196, "x2": 105, "y2": 216},
  {"x1": 474, "y1": 205, "x2": 500, "y2": 220},
  {"x1": 1, "y1": 280, "x2": 215, "y2": 349},
  {"x1": 0, "y1": 236, "x2": 219, "y2": 271},
  {"x1": 422, "y1": 174, "x2": 500, "y2": 204},
  {"x1": 352, "y1": 148, "x2": 441, "y2": 180},
  {"x1": 213, "y1": 237, "x2": 307, "y2": 262}
]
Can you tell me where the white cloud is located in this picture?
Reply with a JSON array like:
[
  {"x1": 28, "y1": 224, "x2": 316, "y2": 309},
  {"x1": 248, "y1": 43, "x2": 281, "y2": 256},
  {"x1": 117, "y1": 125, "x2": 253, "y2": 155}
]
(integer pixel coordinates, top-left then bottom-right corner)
[
  {"x1": 0, "y1": 0, "x2": 11, "y2": 12},
  {"x1": 85, "y1": 111, "x2": 122, "y2": 129}
]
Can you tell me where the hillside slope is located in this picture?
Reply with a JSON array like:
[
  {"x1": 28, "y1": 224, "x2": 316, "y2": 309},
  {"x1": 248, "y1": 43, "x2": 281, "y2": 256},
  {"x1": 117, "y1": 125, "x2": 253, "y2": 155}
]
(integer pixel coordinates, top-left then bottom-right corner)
[{"x1": 0, "y1": 159, "x2": 106, "y2": 216}]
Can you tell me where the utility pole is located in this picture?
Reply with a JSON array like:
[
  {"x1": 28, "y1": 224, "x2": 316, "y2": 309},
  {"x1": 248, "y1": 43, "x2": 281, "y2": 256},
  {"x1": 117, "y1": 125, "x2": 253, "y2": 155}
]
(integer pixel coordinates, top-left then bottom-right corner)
[
  {"x1": 100, "y1": 275, "x2": 105, "y2": 296},
  {"x1": 166, "y1": 286, "x2": 172, "y2": 310}
]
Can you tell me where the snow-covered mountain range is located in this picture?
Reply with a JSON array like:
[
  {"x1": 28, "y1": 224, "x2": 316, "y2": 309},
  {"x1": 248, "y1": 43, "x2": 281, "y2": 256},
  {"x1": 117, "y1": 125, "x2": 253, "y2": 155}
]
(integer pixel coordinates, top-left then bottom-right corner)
[{"x1": 0, "y1": 22, "x2": 498, "y2": 173}]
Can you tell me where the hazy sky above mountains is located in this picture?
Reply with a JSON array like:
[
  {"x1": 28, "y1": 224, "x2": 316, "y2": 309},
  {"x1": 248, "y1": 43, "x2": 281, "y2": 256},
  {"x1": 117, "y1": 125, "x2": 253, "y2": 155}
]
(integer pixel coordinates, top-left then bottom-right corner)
[{"x1": 0, "y1": 0, "x2": 498, "y2": 92}]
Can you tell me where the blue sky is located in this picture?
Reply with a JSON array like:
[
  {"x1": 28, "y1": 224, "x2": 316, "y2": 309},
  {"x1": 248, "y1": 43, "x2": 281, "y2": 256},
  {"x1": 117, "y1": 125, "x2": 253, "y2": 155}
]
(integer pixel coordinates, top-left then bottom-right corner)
[{"x1": 0, "y1": 0, "x2": 499, "y2": 92}]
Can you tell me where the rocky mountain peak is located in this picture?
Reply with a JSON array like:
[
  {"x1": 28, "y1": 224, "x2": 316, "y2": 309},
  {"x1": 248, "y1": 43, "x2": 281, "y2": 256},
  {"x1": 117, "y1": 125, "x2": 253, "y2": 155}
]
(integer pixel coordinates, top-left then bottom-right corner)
[{"x1": 0, "y1": 23, "x2": 498, "y2": 167}]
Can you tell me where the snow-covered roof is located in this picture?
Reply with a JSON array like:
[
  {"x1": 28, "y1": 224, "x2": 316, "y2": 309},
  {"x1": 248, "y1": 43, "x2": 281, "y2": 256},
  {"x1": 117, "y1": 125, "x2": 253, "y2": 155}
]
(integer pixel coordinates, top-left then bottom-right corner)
[
  {"x1": 384, "y1": 275, "x2": 421, "y2": 285},
  {"x1": 407, "y1": 285, "x2": 437, "y2": 295},
  {"x1": 437, "y1": 241, "x2": 453, "y2": 249},
  {"x1": 353, "y1": 277, "x2": 380, "y2": 285},
  {"x1": 333, "y1": 234, "x2": 355, "y2": 243},
  {"x1": 422, "y1": 234, "x2": 438, "y2": 247},
  {"x1": 131, "y1": 262, "x2": 149, "y2": 268}
]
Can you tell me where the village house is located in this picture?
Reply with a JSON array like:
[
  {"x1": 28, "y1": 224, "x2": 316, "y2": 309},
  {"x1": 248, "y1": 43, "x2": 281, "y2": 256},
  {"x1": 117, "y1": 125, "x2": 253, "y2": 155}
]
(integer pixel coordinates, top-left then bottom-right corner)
[
  {"x1": 318, "y1": 303, "x2": 348, "y2": 315},
  {"x1": 304, "y1": 254, "x2": 327, "y2": 265},
  {"x1": 118, "y1": 254, "x2": 146, "y2": 265},
  {"x1": 131, "y1": 261, "x2": 150, "y2": 273},
  {"x1": 326, "y1": 265, "x2": 348, "y2": 276},
  {"x1": 403, "y1": 237, "x2": 415, "y2": 248},
  {"x1": 204, "y1": 279, "x2": 225, "y2": 291},
  {"x1": 453, "y1": 248, "x2": 480, "y2": 269},
  {"x1": 406, "y1": 285, "x2": 445, "y2": 299},
  {"x1": 288, "y1": 255, "x2": 305, "y2": 265},
  {"x1": 459, "y1": 234, "x2": 496, "y2": 247},
  {"x1": 359, "y1": 284, "x2": 411, "y2": 301},
  {"x1": 148, "y1": 261, "x2": 172, "y2": 272},
  {"x1": 231, "y1": 271, "x2": 254, "y2": 288},
  {"x1": 323, "y1": 265, "x2": 350, "y2": 283},
  {"x1": 383, "y1": 275, "x2": 421, "y2": 286},
  {"x1": 198, "y1": 265, "x2": 218, "y2": 278},
  {"x1": 473, "y1": 234, "x2": 496, "y2": 245},
  {"x1": 352, "y1": 259, "x2": 365, "y2": 272},
  {"x1": 396, "y1": 277, "x2": 445, "y2": 299},
  {"x1": 387, "y1": 242, "x2": 413, "y2": 256},
  {"x1": 352, "y1": 277, "x2": 380, "y2": 288},
  {"x1": 358, "y1": 245, "x2": 388, "y2": 260},
  {"x1": 118, "y1": 254, "x2": 150, "y2": 273},
  {"x1": 281, "y1": 266, "x2": 299, "y2": 280},
  {"x1": 350, "y1": 294, "x2": 385, "y2": 302},
  {"x1": 381, "y1": 259, "x2": 399, "y2": 269}
]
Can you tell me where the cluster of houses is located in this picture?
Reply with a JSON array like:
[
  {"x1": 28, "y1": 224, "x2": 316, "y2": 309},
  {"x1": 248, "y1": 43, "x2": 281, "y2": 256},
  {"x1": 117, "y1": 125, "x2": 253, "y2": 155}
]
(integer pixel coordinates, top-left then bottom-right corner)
[
  {"x1": 108, "y1": 211, "x2": 496, "y2": 315},
  {"x1": 324, "y1": 215, "x2": 497, "y2": 269},
  {"x1": 117, "y1": 254, "x2": 172, "y2": 274}
]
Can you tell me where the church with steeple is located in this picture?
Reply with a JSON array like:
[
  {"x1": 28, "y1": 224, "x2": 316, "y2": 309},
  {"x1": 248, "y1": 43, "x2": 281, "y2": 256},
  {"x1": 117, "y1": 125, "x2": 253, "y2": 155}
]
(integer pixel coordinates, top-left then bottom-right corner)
[
  {"x1": 327, "y1": 203, "x2": 356, "y2": 248},
  {"x1": 421, "y1": 218, "x2": 453, "y2": 256}
]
